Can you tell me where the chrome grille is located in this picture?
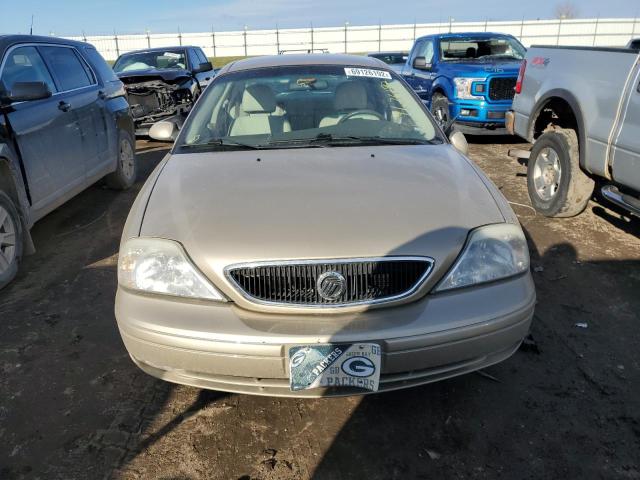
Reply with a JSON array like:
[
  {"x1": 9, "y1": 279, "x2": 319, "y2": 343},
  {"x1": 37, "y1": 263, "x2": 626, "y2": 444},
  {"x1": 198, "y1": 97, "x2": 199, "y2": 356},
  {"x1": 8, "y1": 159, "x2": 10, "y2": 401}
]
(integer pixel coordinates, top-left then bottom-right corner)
[
  {"x1": 226, "y1": 257, "x2": 434, "y2": 307},
  {"x1": 488, "y1": 77, "x2": 517, "y2": 101}
]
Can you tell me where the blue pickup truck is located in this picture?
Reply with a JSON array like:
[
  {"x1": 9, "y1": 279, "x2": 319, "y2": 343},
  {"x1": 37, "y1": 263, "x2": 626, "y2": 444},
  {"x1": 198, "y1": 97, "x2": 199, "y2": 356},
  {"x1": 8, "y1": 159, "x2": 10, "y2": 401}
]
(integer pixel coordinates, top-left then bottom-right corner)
[{"x1": 401, "y1": 32, "x2": 525, "y2": 134}]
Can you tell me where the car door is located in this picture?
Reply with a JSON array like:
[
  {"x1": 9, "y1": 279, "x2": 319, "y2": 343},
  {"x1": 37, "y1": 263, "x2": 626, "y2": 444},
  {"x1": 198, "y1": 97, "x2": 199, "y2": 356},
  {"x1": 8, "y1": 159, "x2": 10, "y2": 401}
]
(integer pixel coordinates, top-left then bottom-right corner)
[
  {"x1": 39, "y1": 45, "x2": 108, "y2": 181},
  {"x1": 0, "y1": 44, "x2": 85, "y2": 216},
  {"x1": 404, "y1": 39, "x2": 436, "y2": 103},
  {"x1": 611, "y1": 62, "x2": 640, "y2": 192}
]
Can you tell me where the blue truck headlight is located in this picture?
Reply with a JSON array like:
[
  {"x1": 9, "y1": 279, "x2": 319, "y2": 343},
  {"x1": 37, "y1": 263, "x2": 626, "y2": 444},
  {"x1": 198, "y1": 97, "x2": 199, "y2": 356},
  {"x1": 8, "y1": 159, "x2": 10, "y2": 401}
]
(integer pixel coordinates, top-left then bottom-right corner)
[{"x1": 453, "y1": 77, "x2": 485, "y2": 100}]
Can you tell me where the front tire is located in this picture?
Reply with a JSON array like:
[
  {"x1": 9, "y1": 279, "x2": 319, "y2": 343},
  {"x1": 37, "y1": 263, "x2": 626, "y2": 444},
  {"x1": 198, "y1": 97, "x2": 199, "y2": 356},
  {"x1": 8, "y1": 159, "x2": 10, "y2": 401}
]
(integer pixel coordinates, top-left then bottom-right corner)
[
  {"x1": 430, "y1": 92, "x2": 450, "y2": 126},
  {"x1": 106, "y1": 130, "x2": 137, "y2": 190},
  {"x1": 0, "y1": 191, "x2": 23, "y2": 290},
  {"x1": 527, "y1": 128, "x2": 594, "y2": 217}
]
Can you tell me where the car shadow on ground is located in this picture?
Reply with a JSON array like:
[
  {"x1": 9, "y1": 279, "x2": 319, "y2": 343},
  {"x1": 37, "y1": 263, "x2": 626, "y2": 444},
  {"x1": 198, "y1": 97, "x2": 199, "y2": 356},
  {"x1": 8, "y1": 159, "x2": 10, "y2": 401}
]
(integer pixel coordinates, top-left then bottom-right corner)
[{"x1": 309, "y1": 232, "x2": 640, "y2": 479}]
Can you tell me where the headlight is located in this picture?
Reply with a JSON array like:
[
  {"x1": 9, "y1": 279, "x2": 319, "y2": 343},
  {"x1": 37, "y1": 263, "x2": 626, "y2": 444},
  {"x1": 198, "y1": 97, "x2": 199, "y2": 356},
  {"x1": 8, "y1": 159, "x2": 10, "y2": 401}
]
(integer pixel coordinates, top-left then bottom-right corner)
[
  {"x1": 435, "y1": 224, "x2": 529, "y2": 292},
  {"x1": 118, "y1": 237, "x2": 226, "y2": 301},
  {"x1": 453, "y1": 77, "x2": 485, "y2": 100}
]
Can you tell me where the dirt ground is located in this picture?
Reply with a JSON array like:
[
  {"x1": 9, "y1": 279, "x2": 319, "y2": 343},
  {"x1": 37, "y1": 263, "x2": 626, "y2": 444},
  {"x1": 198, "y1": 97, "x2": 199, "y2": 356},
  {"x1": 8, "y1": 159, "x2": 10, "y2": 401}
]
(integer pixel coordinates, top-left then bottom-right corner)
[{"x1": 1, "y1": 137, "x2": 639, "y2": 480}]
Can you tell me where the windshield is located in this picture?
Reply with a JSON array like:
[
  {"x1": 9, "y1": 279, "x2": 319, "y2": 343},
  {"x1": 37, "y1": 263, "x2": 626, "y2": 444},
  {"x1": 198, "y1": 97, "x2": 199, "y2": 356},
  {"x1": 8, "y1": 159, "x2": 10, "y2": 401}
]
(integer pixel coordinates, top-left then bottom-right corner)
[
  {"x1": 440, "y1": 37, "x2": 525, "y2": 62},
  {"x1": 113, "y1": 49, "x2": 187, "y2": 73},
  {"x1": 177, "y1": 65, "x2": 442, "y2": 152}
]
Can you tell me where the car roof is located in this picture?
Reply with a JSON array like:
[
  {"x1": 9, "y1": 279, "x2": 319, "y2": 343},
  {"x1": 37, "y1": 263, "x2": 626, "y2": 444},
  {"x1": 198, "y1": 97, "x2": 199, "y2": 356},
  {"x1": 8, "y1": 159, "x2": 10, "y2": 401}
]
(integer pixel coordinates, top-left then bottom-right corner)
[
  {"x1": 367, "y1": 51, "x2": 408, "y2": 55},
  {"x1": 0, "y1": 34, "x2": 91, "y2": 54},
  {"x1": 116, "y1": 46, "x2": 198, "y2": 57},
  {"x1": 417, "y1": 31, "x2": 515, "y2": 42},
  {"x1": 220, "y1": 54, "x2": 389, "y2": 75}
]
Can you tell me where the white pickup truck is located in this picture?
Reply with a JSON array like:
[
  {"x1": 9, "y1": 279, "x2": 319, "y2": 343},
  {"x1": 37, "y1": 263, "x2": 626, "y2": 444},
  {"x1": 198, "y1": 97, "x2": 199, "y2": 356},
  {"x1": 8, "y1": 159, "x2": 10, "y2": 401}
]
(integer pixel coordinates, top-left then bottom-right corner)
[{"x1": 507, "y1": 45, "x2": 640, "y2": 217}]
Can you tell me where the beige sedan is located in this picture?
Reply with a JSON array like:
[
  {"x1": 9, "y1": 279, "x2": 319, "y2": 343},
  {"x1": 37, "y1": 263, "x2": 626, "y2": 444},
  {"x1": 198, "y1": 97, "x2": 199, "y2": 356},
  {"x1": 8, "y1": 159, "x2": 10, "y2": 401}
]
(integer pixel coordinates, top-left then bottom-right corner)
[{"x1": 115, "y1": 54, "x2": 535, "y2": 397}]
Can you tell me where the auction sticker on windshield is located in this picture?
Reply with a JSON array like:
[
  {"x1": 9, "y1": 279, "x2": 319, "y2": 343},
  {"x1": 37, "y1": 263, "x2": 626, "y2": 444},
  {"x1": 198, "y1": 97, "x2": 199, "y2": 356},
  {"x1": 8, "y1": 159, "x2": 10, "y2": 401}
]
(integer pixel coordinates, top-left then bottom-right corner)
[
  {"x1": 344, "y1": 67, "x2": 392, "y2": 80},
  {"x1": 289, "y1": 343, "x2": 382, "y2": 392}
]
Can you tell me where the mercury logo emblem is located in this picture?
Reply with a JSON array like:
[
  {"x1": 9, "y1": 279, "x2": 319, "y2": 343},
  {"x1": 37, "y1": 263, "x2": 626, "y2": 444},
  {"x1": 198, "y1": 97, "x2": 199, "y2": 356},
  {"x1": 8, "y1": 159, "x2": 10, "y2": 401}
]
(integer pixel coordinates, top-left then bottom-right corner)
[{"x1": 316, "y1": 271, "x2": 347, "y2": 301}]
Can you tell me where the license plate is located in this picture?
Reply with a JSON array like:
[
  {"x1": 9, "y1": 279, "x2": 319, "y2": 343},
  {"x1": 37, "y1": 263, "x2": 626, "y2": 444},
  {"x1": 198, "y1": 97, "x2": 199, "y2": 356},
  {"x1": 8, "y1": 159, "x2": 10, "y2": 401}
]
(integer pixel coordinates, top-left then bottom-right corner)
[{"x1": 288, "y1": 343, "x2": 381, "y2": 392}]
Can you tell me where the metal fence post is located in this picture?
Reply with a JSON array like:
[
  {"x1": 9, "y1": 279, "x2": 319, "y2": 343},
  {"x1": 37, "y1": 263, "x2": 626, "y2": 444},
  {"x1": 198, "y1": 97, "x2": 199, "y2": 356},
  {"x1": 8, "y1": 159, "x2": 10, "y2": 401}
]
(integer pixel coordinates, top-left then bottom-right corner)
[
  {"x1": 211, "y1": 27, "x2": 216, "y2": 59},
  {"x1": 310, "y1": 23, "x2": 314, "y2": 52},
  {"x1": 592, "y1": 17, "x2": 599, "y2": 46},
  {"x1": 178, "y1": 27, "x2": 182, "y2": 46},
  {"x1": 484, "y1": 19, "x2": 488, "y2": 32},
  {"x1": 413, "y1": 21, "x2": 417, "y2": 40},
  {"x1": 114, "y1": 30, "x2": 120, "y2": 57},
  {"x1": 146, "y1": 29, "x2": 151, "y2": 48},
  {"x1": 519, "y1": 17, "x2": 524, "y2": 41},
  {"x1": 276, "y1": 24, "x2": 280, "y2": 54},
  {"x1": 378, "y1": 22, "x2": 382, "y2": 51},
  {"x1": 344, "y1": 22, "x2": 348, "y2": 53},
  {"x1": 243, "y1": 26, "x2": 248, "y2": 56},
  {"x1": 556, "y1": 18, "x2": 562, "y2": 46}
]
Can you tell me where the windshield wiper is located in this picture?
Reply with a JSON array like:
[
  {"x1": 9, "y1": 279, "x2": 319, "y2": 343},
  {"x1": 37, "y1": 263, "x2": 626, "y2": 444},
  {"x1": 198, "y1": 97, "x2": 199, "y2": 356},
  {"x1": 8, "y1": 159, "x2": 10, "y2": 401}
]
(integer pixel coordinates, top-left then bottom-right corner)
[
  {"x1": 307, "y1": 133, "x2": 437, "y2": 146},
  {"x1": 180, "y1": 138, "x2": 264, "y2": 150}
]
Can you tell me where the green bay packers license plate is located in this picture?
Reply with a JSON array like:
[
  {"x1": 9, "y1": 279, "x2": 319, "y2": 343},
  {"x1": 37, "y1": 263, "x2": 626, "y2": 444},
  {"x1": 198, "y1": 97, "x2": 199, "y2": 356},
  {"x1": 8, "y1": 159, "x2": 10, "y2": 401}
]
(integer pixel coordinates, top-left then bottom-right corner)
[{"x1": 289, "y1": 343, "x2": 381, "y2": 392}]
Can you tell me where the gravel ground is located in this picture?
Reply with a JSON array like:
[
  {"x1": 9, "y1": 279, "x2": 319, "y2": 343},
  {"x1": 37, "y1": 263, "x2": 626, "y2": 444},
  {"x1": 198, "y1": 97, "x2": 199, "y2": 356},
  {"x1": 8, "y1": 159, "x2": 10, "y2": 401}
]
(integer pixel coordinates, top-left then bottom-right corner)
[{"x1": 1, "y1": 137, "x2": 639, "y2": 480}]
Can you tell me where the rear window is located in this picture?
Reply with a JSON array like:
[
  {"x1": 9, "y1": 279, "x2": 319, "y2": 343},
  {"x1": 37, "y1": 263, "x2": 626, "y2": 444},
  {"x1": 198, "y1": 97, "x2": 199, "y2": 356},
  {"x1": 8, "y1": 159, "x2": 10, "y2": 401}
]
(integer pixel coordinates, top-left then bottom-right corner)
[
  {"x1": 84, "y1": 47, "x2": 119, "y2": 82},
  {"x1": 40, "y1": 46, "x2": 95, "y2": 91}
]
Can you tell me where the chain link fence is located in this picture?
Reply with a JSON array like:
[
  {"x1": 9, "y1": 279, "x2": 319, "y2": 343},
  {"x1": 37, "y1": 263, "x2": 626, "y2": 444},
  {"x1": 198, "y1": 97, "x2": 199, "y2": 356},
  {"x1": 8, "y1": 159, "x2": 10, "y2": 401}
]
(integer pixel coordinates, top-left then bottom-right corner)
[{"x1": 63, "y1": 17, "x2": 640, "y2": 61}]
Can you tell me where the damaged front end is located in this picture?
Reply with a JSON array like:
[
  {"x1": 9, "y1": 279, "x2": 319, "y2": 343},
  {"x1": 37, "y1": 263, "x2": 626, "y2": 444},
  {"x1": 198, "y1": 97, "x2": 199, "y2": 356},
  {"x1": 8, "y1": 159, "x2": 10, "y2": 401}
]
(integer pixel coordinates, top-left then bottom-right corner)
[{"x1": 120, "y1": 74, "x2": 196, "y2": 136}]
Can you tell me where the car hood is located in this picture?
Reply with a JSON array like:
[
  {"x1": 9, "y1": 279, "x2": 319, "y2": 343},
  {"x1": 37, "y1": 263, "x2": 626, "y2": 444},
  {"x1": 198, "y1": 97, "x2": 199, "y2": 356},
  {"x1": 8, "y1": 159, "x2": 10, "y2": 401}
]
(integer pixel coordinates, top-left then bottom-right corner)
[
  {"x1": 438, "y1": 60, "x2": 522, "y2": 77},
  {"x1": 116, "y1": 68, "x2": 191, "y2": 83},
  {"x1": 140, "y1": 144, "x2": 505, "y2": 303}
]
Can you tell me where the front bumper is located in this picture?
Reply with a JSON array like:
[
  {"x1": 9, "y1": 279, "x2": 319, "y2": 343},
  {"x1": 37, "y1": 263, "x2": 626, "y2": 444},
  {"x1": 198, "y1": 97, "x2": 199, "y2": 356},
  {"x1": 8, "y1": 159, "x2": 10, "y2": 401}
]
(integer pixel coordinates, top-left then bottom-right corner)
[
  {"x1": 115, "y1": 273, "x2": 535, "y2": 397},
  {"x1": 450, "y1": 100, "x2": 513, "y2": 135}
]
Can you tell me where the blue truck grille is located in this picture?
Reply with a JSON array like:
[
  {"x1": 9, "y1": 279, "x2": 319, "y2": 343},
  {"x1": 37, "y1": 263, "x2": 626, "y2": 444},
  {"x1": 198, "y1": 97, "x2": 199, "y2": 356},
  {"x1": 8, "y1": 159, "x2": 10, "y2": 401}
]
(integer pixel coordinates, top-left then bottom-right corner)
[{"x1": 488, "y1": 77, "x2": 517, "y2": 101}]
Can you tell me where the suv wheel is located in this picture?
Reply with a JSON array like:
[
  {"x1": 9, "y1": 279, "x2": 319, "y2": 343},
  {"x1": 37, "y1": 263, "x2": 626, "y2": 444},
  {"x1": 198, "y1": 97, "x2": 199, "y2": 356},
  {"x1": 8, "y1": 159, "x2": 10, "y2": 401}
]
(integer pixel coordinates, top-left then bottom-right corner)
[
  {"x1": 430, "y1": 92, "x2": 450, "y2": 126},
  {"x1": 527, "y1": 128, "x2": 594, "y2": 217},
  {"x1": 0, "y1": 191, "x2": 23, "y2": 289},
  {"x1": 106, "y1": 130, "x2": 137, "y2": 190}
]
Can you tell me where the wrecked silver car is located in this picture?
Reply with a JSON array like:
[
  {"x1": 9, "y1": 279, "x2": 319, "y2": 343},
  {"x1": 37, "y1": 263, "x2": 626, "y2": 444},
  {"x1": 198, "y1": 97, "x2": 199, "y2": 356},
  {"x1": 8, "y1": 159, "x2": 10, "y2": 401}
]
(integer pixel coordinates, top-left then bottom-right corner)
[{"x1": 113, "y1": 47, "x2": 215, "y2": 136}]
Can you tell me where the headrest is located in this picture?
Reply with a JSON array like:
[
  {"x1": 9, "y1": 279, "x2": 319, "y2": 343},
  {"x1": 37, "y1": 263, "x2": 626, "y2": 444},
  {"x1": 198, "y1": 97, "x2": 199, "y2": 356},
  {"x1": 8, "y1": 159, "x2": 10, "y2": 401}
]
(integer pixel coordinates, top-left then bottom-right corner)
[
  {"x1": 241, "y1": 84, "x2": 276, "y2": 113},
  {"x1": 334, "y1": 81, "x2": 368, "y2": 111},
  {"x1": 477, "y1": 44, "x2": 491, "y2": 57},
  {"x1": 465, "y1": 47, "x2": 477, "y2": 58}
]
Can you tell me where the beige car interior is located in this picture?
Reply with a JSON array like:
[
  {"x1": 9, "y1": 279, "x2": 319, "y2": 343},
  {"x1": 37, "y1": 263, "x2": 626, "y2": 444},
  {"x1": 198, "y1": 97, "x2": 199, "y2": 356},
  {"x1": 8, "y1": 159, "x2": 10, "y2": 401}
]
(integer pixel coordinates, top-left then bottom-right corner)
[
  {"x1": 229, "y1": 84, "x2": 291, "y2": 136},
  {"x1": 319, "y1": 81, "x2": 380, "y2": 127}
]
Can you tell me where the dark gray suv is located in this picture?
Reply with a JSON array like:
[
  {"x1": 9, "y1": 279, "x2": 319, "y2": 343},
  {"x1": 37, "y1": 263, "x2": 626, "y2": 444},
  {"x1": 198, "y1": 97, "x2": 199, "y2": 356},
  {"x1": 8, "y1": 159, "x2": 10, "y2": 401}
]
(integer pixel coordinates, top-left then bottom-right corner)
[{"x1": 0, "y1": 35, "x2": 136, "y2": 289}]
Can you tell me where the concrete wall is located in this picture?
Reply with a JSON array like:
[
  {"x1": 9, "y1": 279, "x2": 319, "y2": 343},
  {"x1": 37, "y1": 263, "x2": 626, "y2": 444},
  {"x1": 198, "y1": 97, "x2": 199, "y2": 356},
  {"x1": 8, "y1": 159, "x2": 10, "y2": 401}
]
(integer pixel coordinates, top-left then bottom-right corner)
[{"x1": 65, "y1": 17, "x2": 640, "y2": 61}]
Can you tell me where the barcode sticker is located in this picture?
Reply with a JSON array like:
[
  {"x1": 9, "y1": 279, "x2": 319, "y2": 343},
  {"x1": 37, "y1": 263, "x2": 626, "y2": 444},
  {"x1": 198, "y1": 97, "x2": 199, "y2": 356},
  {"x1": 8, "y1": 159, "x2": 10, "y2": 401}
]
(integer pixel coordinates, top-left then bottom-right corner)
[{"x1": 344, "y1": 67, "x2": 392, "y2": 80}]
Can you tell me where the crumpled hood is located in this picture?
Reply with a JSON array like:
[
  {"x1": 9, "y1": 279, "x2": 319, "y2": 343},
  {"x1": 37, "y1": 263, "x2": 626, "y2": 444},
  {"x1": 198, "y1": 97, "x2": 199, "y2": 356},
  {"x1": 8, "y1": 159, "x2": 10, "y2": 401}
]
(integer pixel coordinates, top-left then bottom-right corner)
[
  {"x1": 117, "y1": 68, "x2": 191, "y2": 83},
  {"x1": 140, "y1": 144, "x2": 505, "y2": 299}
]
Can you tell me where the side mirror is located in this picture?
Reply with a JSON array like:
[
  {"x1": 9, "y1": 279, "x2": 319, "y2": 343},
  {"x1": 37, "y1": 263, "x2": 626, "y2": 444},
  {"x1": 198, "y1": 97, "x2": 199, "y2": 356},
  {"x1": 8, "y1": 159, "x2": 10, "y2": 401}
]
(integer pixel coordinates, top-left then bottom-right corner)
[
  {"x1": 149, "y1": 121, "x2": 177, "y2": 142},
  {"x1": 193, "y1": 61, "x2": 213, "y2": 73},
  {"x1": 1, "y1": 81, "x2": 52, "y2": 103},
  {"x1": 449, "y1": 130, "x2": 469, "y2": 156},
  {"x1": 413, "y1": 57, "x2": 431, "y2": 70}
]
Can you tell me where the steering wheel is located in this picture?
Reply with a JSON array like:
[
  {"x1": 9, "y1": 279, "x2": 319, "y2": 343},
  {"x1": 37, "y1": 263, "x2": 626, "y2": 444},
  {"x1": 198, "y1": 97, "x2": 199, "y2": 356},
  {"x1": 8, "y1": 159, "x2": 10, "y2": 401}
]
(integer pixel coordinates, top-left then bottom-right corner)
[{"x1": 338, "y1": 110, "x2": 384, "y2": 124}]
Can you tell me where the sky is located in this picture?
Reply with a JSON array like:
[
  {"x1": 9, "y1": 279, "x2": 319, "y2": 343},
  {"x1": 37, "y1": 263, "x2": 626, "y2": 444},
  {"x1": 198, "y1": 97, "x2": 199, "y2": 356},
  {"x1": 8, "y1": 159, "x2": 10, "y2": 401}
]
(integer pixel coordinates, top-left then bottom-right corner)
[{"x1": 0, "y1": 0, "x2": 638, "y2": 36}]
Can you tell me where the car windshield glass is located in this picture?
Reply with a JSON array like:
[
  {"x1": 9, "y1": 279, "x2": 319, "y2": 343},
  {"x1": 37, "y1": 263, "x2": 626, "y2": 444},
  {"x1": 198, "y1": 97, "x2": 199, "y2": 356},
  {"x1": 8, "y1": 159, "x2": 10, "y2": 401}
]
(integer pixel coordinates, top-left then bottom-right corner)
[
  {"x1": 113, "y1": 49, "x2": 187, "y2": 73},
  {"x1": 440, "y1": 37, "x2": 525, "y2": 62},
  {"x1": 177, "y1": 64, "x2": 442, "y2": 152}
]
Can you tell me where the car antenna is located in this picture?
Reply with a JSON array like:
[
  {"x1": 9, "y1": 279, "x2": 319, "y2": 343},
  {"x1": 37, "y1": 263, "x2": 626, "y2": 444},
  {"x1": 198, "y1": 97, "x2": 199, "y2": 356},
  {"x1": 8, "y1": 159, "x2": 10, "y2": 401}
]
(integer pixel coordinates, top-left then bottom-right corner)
[{"x1": 30, "y1": 14, "x2": 34, "y2": 35}]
